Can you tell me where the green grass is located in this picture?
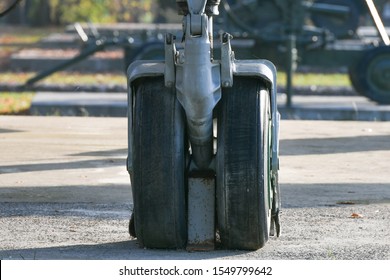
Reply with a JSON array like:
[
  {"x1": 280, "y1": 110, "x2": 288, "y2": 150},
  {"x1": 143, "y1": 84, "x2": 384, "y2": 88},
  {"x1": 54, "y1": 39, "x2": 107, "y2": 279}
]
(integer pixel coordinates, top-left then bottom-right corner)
[
  {"x1": 0, "y1": 92, "x2": 34, "y2": 115},
  {"x1": 277, "y1": 72, "x2": 351, "y2": 87},
  {"x1": 42, "y1": 72, "x2": 127, "y2": 86},
  {"x1": 0, "y1": 71, "x2": 352, "y2": 115},
  {"x1": 0, "y1": 72, "x2": 127, "y2": 115},
  {"x1": 0, "y1": 71, "x2": 351, "y2": 87},
  {"x1": 0, "y1": 71, "x2": 127, "y2": 86}
]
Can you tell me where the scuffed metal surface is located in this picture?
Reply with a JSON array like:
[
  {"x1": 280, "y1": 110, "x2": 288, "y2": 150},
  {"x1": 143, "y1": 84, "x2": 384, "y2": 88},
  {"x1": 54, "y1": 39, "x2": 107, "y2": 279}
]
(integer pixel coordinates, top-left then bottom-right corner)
[{"x1": 187, "y1": 172, "x2": 216, "y2": 251}]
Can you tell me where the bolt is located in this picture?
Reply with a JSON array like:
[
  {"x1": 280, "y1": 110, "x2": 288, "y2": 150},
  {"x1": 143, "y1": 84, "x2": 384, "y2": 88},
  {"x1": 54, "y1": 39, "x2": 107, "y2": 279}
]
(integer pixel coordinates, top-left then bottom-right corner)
[
  {"x1": 179, "y1": 52, "x2": 185, "y2": 64},
  {"x1": 223, "y1": 81, "x2": 230, "y2": 87}
]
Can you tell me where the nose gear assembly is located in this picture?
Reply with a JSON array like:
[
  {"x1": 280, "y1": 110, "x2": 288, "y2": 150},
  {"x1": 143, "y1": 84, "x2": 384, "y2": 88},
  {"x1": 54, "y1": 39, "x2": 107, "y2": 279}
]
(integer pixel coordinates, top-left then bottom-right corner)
[{"x1": 127, "y1": 0, "x2": 280, "y2": 250}]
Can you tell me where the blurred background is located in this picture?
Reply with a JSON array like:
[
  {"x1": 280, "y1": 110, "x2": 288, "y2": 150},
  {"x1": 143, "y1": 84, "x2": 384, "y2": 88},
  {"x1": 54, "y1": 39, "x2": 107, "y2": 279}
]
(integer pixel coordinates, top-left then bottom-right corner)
[
  {"x1": 0, "y1": 0, "x2": 180, "y2": 25},
  {"x1": 1, "y1": 0, "x2": 390, "y2": 116}
]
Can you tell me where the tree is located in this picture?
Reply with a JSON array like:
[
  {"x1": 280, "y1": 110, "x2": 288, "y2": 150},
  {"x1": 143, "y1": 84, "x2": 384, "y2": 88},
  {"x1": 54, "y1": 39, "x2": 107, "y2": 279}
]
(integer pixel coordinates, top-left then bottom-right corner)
[
  {"x1": 2, "y1": 0, "x2": 157, "y2": 26},
  {"x1": 27, "y1": 0, "x2": 51, "y2": 26},
  {"x1": 47, "y1": 0, "x2": 155, "y2": 24}
]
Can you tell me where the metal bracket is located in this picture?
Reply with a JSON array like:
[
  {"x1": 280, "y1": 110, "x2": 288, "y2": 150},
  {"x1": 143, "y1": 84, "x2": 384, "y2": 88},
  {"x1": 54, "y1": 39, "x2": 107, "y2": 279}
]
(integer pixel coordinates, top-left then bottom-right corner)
[
  {"x1": 187, "y1": 0, "x2": 207, "y2": 14},
  {"x1": 190, "y1": 14, "x2": 203, "y2": 36},
  {"x1": 165, "y1": 33, "x2": 176, "y2": 87},
  {"x1": 366, "y1": 0, "x2": 390, "y2": 46},
  {"x1": 221, "y1": 32, "x2": 234, "y2": 87},
  {"x1": 175, "y1": 12, "x2": 221, "y2": 169}
]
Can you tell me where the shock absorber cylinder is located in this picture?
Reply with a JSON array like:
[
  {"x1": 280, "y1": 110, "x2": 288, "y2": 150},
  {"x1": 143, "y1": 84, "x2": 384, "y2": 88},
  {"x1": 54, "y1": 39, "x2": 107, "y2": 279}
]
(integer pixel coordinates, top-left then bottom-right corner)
[{"x1": 175, "y1": 0, "x2": 221, "y2": 169}]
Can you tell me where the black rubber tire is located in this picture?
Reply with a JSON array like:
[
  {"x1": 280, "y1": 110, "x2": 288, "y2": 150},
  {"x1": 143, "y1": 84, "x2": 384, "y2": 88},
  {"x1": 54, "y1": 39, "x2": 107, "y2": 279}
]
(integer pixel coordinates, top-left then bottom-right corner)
[
  {"x1": 349, "y1": 46, "x2": 390, "y2": 105},
  {"x1": 132, "y1": 77, "x2": 187, "y2": 249},
  {"x1": 217, "y1": 77, "x2": 272, "y2": 250},
  {"x1": 129, "y1": 212, "x2": 136, "y2": 238},
  {"x1": 311, "y1": 0, "x2": 359, "y2": 38}
]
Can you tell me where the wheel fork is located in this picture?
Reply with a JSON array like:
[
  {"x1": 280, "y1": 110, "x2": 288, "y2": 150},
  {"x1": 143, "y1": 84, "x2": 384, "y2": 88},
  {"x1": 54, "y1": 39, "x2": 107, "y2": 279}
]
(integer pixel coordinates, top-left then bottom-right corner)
[{"x1": 165, "y1": 0, "x2": 221, "y2": 170}]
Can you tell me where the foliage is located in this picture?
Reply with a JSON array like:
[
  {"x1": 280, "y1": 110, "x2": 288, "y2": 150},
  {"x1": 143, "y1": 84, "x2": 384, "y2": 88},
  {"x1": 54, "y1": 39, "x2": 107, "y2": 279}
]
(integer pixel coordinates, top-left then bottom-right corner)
[
  {"x1": 0, "y1": 72, "x2": 126, "y2": 86},
  {"x1": 24, "y1": 0, "x2": 156, "y2": 25},
  {"x1": 50, "y1": 0, "x2": 155, "y2": 24},
  {"x1": 0, "y1": 92, "x2": 34, "y2": 115},
  {"x1": 1, "y1": 0, "x2": 181, "y2": 25},
  {"x1": 277, "y1": 72, "x2": 351, "y2": 87}
]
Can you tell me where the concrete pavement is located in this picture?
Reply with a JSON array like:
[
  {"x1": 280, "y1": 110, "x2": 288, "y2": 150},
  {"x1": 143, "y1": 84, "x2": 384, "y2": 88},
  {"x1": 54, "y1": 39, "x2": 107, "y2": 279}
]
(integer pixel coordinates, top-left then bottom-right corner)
[{"x1": 0, "y1": 116, "x2": 389, "y2": 259}]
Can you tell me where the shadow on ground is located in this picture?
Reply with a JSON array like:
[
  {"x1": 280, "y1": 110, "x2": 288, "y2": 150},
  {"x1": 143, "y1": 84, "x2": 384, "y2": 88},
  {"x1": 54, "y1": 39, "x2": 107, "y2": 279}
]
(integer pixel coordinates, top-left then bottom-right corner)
[{"x1": 0, "y1": 240, "x2": 251, "y2": 260}]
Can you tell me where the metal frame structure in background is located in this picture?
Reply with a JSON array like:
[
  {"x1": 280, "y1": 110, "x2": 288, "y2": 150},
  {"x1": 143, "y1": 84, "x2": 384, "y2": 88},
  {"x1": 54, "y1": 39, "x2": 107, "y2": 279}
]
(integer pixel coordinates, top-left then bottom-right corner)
[
  {"x1": 220, "y1": 0, "x2": 390, "y2": 105},
  {"x1": 24, "y1": 0, "x2": 390, "y2": 105}
]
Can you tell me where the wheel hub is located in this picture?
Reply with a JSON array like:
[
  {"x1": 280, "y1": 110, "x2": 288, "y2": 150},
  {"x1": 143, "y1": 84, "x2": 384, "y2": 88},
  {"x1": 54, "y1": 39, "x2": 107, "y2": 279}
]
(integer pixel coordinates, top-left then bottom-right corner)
[{"x1": 368, "y1": 56, "x2": 390, "y2": 94}]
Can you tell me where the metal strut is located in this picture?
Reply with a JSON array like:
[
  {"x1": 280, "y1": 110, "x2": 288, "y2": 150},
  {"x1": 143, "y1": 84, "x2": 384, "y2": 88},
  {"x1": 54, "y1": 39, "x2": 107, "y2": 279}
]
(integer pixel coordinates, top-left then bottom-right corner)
[
  {"x1": 365, "y1": 0, "x2": 390, "y2": 46},
  {"x1": 171, "y1": 0, "x2": 221, "y2": 170}
]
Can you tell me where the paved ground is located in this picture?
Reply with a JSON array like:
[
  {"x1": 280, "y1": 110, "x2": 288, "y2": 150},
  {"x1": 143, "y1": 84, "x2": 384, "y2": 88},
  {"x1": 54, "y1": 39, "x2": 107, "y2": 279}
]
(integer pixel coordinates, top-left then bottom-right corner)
[{"x1": 0, "y1": 116, "x2": 389, "y2": 259}]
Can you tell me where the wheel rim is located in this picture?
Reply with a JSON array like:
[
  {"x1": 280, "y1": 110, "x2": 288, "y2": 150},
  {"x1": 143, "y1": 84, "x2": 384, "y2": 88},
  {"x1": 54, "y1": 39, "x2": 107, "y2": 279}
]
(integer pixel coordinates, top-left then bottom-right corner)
[{"x1": 266, "y1": 112, "x2": 272, "y2": 231}]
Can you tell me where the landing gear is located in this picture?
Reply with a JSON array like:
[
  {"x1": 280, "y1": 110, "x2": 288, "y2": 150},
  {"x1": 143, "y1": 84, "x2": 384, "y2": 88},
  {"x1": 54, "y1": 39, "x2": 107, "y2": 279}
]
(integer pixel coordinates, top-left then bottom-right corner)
[
  {"x1": 129, "y1": 76, "x2": 277, "y2": 250},
  {"x1": 127, "y1": 0, "x2": 280, "y2": 251}
]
